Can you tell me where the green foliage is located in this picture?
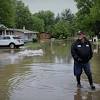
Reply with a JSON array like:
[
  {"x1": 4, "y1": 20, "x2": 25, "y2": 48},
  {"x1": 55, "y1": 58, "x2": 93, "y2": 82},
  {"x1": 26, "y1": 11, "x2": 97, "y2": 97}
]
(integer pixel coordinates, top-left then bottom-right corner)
[
  {"x1": 74, "y1": 0, "x2": 100, "y2": 36},
  {"x1": 31, "y1": 16, "x2": 44, "y2": 32},
  {"x1": 25, "y1": 42, "x2": 41, "y2": 49},
  {"x1": 15, "y1": 0, "x2": 32, "y2": 30},
  {"x1": 15, "y1": 0, "x2": 44, "y2": 31},
  {"x1": 90, "y1": 0, "x2": 100, "y2": 22},
  {"x1": 52, "y1": 20, "x2": 70, "y2": 38},
  {"x1": 0, "y1": 0, "x2": 75, "y2": 39},
  {"x1": 0, "y1": 0, "x2": 16, "y2": 27},
  {"x1": 55, "y1": 13, "x2": 61, "y2": 23},
  {"x1": 51, "y1": 9, "x2": 75, "y2": 39},
  {"x1": 1, "y1": 0, "x2": 100, "y2": 39},
  {"x1": 34, "y1": 10, "x2": 55, "y2": 32},
  {"x1": 61, "y1": 9, "x2": 74, "y2": 22},
  {"x1": 75, "y1": 0, "x2": 94, "y2": 14}
]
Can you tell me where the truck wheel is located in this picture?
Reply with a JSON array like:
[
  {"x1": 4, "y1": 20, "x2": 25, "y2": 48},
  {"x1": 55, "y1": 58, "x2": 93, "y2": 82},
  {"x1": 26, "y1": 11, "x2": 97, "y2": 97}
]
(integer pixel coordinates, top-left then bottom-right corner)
[{"x1": 9, "y1": 43, "x2": 15, "y2": 49}]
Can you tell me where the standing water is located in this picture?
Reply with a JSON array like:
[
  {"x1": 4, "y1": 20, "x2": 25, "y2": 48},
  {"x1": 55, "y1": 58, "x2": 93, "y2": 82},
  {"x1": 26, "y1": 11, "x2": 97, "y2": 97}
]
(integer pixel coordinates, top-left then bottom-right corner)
[{"x1": 0, "y1": 41, "x2": 100, "y2": 100}]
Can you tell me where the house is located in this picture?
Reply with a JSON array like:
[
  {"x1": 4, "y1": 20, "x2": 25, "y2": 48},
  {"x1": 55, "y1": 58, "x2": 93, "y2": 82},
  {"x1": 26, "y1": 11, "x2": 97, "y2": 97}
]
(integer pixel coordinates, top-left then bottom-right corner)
[
  {"x1": 9, "y1": 28, "x2": 38, "y2": 42},
  {"x1": 38, "y1": 32, "x2": 51, "y2": 42},
  {"x1": 0, "y1": 24, "x2": 38, "y2": 42},
  {"x1": 0, "y1": 24, "x2": 11, "y2": 35}
]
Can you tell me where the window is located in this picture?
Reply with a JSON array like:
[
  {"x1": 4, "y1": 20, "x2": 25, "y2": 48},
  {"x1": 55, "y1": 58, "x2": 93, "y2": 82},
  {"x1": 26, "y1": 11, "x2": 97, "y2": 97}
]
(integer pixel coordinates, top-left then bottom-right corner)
[
  {"x1": 3, "y1": 36, "x2": 10, "y2": 40},
  {"x1": 13, "y1": 37, "x2": 21, "y2": 39}
]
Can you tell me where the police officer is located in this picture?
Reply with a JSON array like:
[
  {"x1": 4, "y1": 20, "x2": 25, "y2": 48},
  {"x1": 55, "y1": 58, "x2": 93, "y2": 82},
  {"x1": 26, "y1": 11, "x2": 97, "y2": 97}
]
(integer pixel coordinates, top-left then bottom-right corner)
[{"x1": 71, "y1": 31, "x2": 95, "y2": 90}]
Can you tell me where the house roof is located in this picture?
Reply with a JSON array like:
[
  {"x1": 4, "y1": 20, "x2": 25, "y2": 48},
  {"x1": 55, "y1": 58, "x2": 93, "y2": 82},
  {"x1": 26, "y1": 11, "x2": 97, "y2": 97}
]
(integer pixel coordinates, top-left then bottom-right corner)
[
  {"x1": 0, "y1": 24, "x2": 38, "y2": 34},
  {"x1": 0, "y1": 24, "x2": 7, "y2": 30},
  {"x1": 8, "y1": 28, "x2": 39, "y2": 34}
]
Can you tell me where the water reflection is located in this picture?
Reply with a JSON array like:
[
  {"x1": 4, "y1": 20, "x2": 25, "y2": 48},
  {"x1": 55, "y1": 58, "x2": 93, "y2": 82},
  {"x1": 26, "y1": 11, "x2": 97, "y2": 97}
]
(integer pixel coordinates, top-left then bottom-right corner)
[
  {"x1": 0, "y1": 41, "x2": 73, "y2": 66},
  {"x1": 74, "y1": 89, "x2": 100, "y2": 100},
  {"x1": 92, "y1": 43, "x2": 100, "y2": 83},
  {"x1": 0, "y1": 41, "x2": 100, "y2": 100},
  {"x1": 93, "y1": 43, "x2": 99, "y2": 54},
  {"x1": 0, "y1": 49, "x2": 23, "y2": 66},
  {"x1": 74, "y1": 89, "x2": 92, "y2": 100}
]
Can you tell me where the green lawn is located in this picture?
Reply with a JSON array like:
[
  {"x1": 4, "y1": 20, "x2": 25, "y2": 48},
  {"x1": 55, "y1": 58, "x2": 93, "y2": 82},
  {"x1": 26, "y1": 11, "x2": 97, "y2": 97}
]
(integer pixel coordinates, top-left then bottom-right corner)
[{"x1": 24, "y1": 42, "x2": 42, "y2": 49}]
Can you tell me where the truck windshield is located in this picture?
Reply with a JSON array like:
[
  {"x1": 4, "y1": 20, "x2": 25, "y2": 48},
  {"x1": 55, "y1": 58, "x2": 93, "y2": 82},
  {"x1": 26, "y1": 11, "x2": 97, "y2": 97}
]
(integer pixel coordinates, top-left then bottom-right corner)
[{"x1": 13, "y1": 37, "x2": 21, "y2": 39}]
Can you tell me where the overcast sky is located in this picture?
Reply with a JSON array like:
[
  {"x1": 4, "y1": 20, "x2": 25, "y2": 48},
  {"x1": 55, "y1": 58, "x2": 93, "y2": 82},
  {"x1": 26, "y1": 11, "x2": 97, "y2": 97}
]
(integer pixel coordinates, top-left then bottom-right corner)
[{"x1": 21, "y1": 0, "x2": 78, "y2": 16}]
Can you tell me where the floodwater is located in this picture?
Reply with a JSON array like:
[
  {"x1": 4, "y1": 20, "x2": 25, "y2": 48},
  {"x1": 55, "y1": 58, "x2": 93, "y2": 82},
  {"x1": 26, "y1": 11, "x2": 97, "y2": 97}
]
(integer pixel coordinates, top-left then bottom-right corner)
[{"x1": 0, "y1": 40, "x2": 100, "y2": 100}]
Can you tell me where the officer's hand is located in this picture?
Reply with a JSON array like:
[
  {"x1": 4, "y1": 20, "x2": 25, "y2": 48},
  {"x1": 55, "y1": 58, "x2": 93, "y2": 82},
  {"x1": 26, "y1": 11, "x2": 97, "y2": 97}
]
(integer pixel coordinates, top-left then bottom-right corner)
[{"x1": 78, "y1": 58, "x2": 82, "y2": 62}]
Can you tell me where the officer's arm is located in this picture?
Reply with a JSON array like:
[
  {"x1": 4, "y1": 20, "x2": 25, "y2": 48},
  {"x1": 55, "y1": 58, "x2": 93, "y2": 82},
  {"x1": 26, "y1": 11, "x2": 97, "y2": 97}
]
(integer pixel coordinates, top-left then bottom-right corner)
[{"x1": 71, "y1": 43, "x2": 81, "y2": 61}]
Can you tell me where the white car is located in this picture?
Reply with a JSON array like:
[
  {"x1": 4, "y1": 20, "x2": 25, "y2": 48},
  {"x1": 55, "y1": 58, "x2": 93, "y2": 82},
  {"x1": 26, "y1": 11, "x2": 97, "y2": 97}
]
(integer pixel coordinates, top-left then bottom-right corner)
[{"x1": 0, "y1": 35, "x2": 24, "y2": 49}]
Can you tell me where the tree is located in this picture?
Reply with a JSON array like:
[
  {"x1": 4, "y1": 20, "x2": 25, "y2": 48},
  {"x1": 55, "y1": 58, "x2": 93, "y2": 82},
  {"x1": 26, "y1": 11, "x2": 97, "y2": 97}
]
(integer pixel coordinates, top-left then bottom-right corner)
[
  {"x1": 55, "y1": 13, "x2": 61, "y2": 23},
  {"x1": 50, "y1": 8, "x2": 76, "y2": 38},
  {"x1": 74, "y1": 0, "x2": 100, "y2": 36},
  {"x1": 34, "y1": 10, "x2": 55, "y2": 32},
  {"x1": 15, "y1": 0, "x2": 32, "y2": 30},
  {"x1": 74, "y1": 0, "x2": 94, "y2": 15},
  {"x1": 52, "y1": 20, "x2": 71, "y2": 38},
  {"x1": 89, "y1": 0, "x2": 100, "y2": 35},
  {"x1": 31, "y1": 16, "x2": 44, "y2": 32},
  {"x1": 90, "y1": 0, "x2": 100, "y2": 22},
  {"x1": 74, "y1": 0, "x2": 95, "y2": 36},
  {"x1": 0, "y1": 0, "x2": 16, "y2": 27},
  {"x1": 61, "y1": 9, "x2": 74, "y2": 22}
]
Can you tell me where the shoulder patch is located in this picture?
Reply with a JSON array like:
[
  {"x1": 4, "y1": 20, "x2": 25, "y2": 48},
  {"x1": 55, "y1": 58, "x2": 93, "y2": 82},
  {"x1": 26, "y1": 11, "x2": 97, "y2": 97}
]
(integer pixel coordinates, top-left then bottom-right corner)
[
  {"x1": 86, "y1": 45, "x2": 89, "y2": 47},
  {"x1": 77, "y1": 45, "x2": 81, "y2": 47}
]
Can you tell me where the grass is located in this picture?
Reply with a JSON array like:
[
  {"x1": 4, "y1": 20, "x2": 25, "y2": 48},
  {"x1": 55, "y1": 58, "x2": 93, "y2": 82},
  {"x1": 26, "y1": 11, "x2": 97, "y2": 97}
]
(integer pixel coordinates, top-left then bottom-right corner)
[
  {"x1": 24, "y1": 42, "x2": 42, "y2": 49},
  {"x1": 98, "y1": 39, "x2": 100, "y2": 44}
]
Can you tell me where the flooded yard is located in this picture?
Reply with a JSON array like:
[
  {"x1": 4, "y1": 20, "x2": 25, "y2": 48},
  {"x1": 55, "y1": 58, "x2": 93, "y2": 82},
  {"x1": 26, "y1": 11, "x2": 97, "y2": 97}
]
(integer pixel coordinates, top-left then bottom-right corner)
[{"x1": 0, "y1": 41, "x2": 100, "y2": 100}]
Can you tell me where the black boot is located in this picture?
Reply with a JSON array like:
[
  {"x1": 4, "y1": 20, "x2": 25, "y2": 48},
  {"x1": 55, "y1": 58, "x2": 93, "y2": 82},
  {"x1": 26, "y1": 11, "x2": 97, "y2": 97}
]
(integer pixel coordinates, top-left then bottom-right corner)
[
  {"x1": 90, "y1": 85, "x2": 95, "y2": 90},
  {"x1": 87, "y1": 74, "x2": 95, "y2": 90},
  {"x1": 76, "y1": 75, "x2": 82, "y2": 88}
]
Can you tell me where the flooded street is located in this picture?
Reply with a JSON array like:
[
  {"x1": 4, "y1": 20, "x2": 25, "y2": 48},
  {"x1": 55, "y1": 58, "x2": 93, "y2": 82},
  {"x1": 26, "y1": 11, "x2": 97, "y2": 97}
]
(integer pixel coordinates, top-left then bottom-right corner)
[{"x1": 0, "y1": 41, "x2": 100, "y2": 100}]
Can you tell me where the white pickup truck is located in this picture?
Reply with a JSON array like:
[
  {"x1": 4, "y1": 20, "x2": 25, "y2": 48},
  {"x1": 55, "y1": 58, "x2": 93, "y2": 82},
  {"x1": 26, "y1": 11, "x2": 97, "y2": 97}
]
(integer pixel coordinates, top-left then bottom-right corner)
[{"x1": 0, "y1": 35, "x2": 24, "y2": 49}]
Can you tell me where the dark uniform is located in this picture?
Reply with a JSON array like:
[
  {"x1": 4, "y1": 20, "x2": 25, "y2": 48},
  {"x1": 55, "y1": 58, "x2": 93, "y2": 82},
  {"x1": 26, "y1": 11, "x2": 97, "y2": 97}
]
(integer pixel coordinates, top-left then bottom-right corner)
[
  {"x1": 71, "y1": 37, "x2": 95, "y2": 89},
  {"x1": 71, "y1": 38, "x2": 93, "y2": 64}
]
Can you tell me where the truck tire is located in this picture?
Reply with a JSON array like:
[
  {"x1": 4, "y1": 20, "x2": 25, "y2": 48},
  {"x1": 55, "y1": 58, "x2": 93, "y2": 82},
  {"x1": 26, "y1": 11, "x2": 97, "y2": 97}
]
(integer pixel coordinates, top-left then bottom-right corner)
[{"x1": 9, "y1": 43, "x2": 15, "y2": 49}]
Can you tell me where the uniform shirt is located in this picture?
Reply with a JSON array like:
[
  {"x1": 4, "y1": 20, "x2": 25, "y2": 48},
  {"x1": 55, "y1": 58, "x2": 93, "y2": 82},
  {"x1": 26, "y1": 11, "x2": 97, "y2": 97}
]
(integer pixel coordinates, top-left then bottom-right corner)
[{"x1": 71, "y1": 38, "x2": 93, "y2": 63}]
